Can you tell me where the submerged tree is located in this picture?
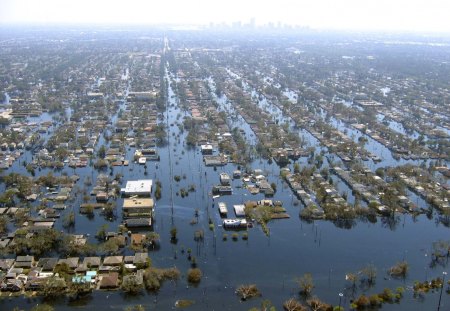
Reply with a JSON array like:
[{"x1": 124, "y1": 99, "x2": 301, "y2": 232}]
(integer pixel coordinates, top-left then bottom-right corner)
[
  {"x1": 389, "y1": 261, "x2": 409, "y2": 278},
  {"x1": 297, "y1": 273, "x2": 314, "y2": 296},
  {"x1": 236, "y1": 284, "x2": 261, "y2": 301},
  {"x1": 187, "y1": 268, "x2": 202, "y2": 284},
  {"x1": 283, "y1": 298, "x2": 307, "y2": 311},
  {"x1": 121, "y1": 275, "x2": 144, "y2": 295}
]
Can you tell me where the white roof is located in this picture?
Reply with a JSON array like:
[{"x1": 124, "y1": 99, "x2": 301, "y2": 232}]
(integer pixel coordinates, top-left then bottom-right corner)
[
  {"x1": 233, "y1": 204, "x2": 246, "y2": 217},
  {"x1": 121, "y1": 180, "x2": 153, "y2": 195}
]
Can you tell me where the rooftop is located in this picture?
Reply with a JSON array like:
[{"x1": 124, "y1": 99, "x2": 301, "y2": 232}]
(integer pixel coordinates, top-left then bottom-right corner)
[{"x1": 121, "y1": 180, "x2": 153, "y2": 196}]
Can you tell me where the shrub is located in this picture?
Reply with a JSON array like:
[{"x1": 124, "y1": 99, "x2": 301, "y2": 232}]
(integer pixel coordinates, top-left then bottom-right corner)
[
  {"x1": 236, "y1": 284, "x2": 261, "y2": 300},
  {"x1": 283, "y1": 298, "x2": 307, "y2": 311},
  {"x1": 389, "y1": 261, "x2": 409, "y2": 278},
  {"x1": 353, "y1": 295, "x2": 370, "y2": 309},
  {"x1": 297, "y1": 273, "x2": 314, "y2": 296},
  {"x1": 187, "y1": 268, "x2": 202, "y2": 284}
]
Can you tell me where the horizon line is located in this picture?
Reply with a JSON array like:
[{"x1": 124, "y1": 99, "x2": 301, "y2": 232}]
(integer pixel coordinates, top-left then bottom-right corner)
[{"x1": 1, "y1": 22, "x2": 450, "y2": 37}]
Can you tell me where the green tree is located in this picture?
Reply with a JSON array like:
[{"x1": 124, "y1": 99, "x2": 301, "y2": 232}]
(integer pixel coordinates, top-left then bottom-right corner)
[
  {"x1": 96, "y1": 224, "x2": 108, "y2": 241},
  {"x1": 42, "y1": 276, "x2": 67, "y2": 299},
  {"x1": 97, "y1": 145, "x2": 106, "y2": 158},
  {"x1": 68, "y1": 281, "x2": 92, "y2": 299},
  {"x1": 294, "y1": 162, "x2": 300, "y2": 174},
  {"x1": 121, "y1": 275, "x2": 144, "y2": 294}
]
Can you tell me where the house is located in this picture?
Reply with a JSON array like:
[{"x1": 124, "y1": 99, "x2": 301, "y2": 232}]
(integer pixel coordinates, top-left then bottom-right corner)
[
  {"x1": 96, "y1": 191, "x2": 108, "y2": 202},
  {"x1": 124, "y1": 256, "x2": 135, "y2": 264},
  {"x1": 108, "y1": 235, "x2": 126, "y2": 248},
  {"x1": 233, "y1": 205, "x2": 246, "y2": 217},
  {"x1": 1, "y1": 279, "x2": 23, "y2": 292},
  {"x1": 133, "y1": 253, "x2": 149, "y2": 267},
  {"x1": 57, "y1": 257, "x2": 79, "y2": 270},
  {"x1": 220, "y1": 173, "x2": 231, "y2": 185},
  {"x1": 83, "y1": 257, "x2": 101, "y2": 269},
  {"x1": 201, "y1": 144, "x2": 213, "y2": 155},
  {"x1": 223, "y1": 219, "x2": 247, "y2": 229},
  {"x1": 99, "y1": 272, "x2": 119, "y2": 289},
  {"x1": 122, "y1": 271, "x2": 144, "y2": 287},
  {"x1": 123, "y1": 198, "x2": 154, "y2": 219},
  {"x1": 0, "y1": 259, "x2": 15, "y2": 271},
  {"x1": 37, "y1": 258, "x2": 58, "y2": 272},
  {"x1": 125, "y1": 218, "x2": 152, "y2": 228},
  {"x1": 233, "y1": 170, "x2": 241, "y2": 178},
  {"x1": 131, "y1": 234, "x2": 146, "y2": 246},
  {"x1": 103, "y1": 256, "x2": 123, "y2": 266},
  {"x1": 76, "y1": 257, "x2": 101, "y2": 272},
  {"x1": 15, "y1": 255, "x2": 34, "y2": 268},
  {"x1": 0, "y1": 238, "x2": 11, "y2": 248}
]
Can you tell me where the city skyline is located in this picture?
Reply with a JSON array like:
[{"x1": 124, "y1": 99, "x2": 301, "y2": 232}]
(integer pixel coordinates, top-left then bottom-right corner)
[{"x1": 1, "y1": 0, "x2": 450, "y2": 33}]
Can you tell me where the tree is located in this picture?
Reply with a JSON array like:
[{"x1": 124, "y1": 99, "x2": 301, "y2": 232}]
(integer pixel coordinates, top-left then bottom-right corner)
[
  {"x1": 306, "y1": 297, "x2": 331, "y2": 311},
  {"x1": 375, "y1": 167, "x2": 385, "y2": 178},
  {"x1": 236, "y1": 284, "x2": 261, "y2": 301},
  {"x1": 294, "y1": 162, "x2": 300, "y2": 174},
  {"x1": 270, "y1": 182, "x2": 277, "y2": 192},
  {"x1": 97, "y1": 145, "x2": 106, "y2": 158},
  {"x1": 187, "y1": 268, "x2": 202, "y2": 284},
  {"x1": 361, "y1": 264, "x2": 377, "y2": 286},
  {"x1": 389, "y1": 261, "x2": 409, "y2": 278},
  {"x1": 121, "y1": 275, "x2": 144, "y2": 294},
  {"x1": 249, "y1": 300, "x2": 276, "y2": 311},
  {"x1": 346, "y1": 272, "x2": 358, "y2": 289},
  {"x1": 143, "y1": 267, "x2": 180, "y2": 291},
  {"x1": 27, "y1": 229, "x2": 61, "y2": 256},
  {"x1": 100, "y1": 238, "x2": 121, "y2": 255},
  {"x1": 145, "y1": 232, "x2": 160, "y2": 249},
  {"x1": 68, "y1": 281, "x2": 92, "y2": 299},
  {"x1": 62, "y1": 211, "x2": 75, "y2": 228},
  {"x1": 297, "y1": 273, "x2": 314, "y2": 296},
  {"x1": 96, "y1": 224, "x2": 108, "y2": 241},
  {"x1": 41, "y1": 276, "x2": 67, "y2": 299},
  {"x1": 170, "y1": 227, "x2": 177, "y2": 242},
  {"x1": 283, "y1": 298, "x2": 307, "y2": 311}
]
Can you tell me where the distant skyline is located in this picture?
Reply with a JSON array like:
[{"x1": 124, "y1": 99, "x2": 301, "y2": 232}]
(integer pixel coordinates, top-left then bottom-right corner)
[{"x1": 1, "y1": 0, "x2": 450, "y2": 33}]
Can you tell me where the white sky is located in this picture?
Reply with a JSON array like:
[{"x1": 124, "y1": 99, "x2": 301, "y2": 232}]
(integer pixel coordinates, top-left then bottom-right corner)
[{"x1": 1, "y1": 0, "x2": 450, "y2": 33}]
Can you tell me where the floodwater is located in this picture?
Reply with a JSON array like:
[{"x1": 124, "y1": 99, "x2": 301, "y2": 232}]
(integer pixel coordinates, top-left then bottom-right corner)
[{"x1": 1, "y1": 67, "x2": 449, "y2": 311}]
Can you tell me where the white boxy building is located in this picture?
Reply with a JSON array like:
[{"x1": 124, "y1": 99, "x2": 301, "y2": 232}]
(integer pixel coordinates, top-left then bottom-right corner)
[{"x1": 121, "y1": 180, "x2": 153, "y2": 197}]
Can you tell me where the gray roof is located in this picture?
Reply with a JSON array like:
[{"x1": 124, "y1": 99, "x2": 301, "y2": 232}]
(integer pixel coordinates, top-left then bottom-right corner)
[
  {"x1": 16, "y1": 255, "x2": 34, "y2": 262},
  {"x1": 133, "y1": 253, "x2": 149, "y2": 265},
  {"x1": 37, "y1": 258, "x2": 59, "y2": 271},
  {"x1": 83, "y1": 257, "x2": 101, "y2": 267},
  {"x1": 103, "y1": 256, "x2": 123, "y2": 266},
  {"x1": 58, "y1": 257, "x2": 79, "y2": 269}
]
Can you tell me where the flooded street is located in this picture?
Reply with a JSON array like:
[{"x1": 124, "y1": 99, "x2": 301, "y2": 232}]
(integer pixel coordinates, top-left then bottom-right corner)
[{"x1": 0, "y1": 30, "x2": 448, "y2": 311}]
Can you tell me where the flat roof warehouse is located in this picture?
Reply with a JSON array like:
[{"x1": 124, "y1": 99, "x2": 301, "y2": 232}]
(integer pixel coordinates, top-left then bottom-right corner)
[{"x1": 120, "y1": 180, "x2": 153, "y2": 196}]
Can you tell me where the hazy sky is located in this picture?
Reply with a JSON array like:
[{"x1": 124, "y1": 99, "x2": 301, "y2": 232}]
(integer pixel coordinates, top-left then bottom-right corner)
[{"x1": 1, "y1": 0, "x2": 450, "y2": 33}]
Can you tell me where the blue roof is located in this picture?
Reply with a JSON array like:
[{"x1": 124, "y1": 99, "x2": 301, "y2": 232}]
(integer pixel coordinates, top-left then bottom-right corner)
[
  {"x1": 86, "y1": 271, "x2": 97, "y2": 277},
  {"x1": 72, "y1": 275, "x2": 91, "y2": 283}
]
